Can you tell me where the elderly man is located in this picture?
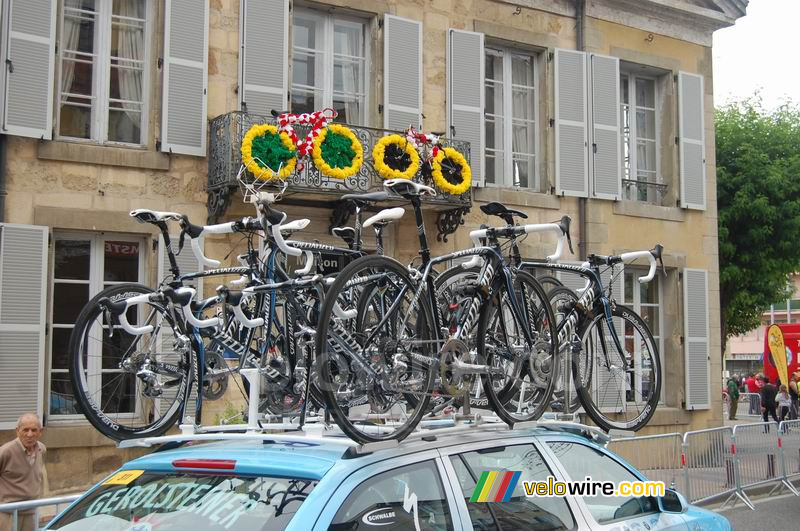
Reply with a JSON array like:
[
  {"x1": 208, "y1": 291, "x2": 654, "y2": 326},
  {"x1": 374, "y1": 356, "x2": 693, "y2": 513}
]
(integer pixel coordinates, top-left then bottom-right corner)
[{"x1": 0, "y1": 413, "x2": 46, "y2": 531}]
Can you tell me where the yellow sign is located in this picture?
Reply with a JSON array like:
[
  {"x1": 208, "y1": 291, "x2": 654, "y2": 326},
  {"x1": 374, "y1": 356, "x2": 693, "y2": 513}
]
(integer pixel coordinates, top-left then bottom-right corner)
[
  {"x1": 768, "y1": 324, "x2": 789, "y2": 387},
  {"x1": 102, "y1": 469, "x2": 144, "y2": 486}
]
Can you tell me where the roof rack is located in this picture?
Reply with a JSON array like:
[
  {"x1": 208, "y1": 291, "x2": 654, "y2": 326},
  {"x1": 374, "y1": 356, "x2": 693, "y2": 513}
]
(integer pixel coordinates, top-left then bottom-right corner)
[{"x1": 117, "y1": 371, "x2": 609, "y2": 454}]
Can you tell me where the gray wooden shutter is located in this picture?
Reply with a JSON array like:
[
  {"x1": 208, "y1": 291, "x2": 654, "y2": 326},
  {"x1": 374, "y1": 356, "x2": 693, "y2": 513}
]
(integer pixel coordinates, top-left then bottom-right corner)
[
  {"x1": 679, "y1": 72, "x2": 706, "y2": 210},
  {"x1": 1, "y1": 0, "x2": 56, "y2": 139},
  {"x1": 161, "y1": 0, "x2": 209, "y2": 156},
  {"x1": 384, "y1": 15, "x2": 422, "y2": 131},
  {"x1": 0, "y1": 224, "x2": 48, "y2": 428},
  {"x1": 590, "y1": 54, "x2": 621, "y2": 200},
  {"x1": 684, "y1": 268, "x2": 709, "y2": 409},
  {"x1": 447, "y1": 29, "x2": 484, "y2": 186},
  {"x1": 239, "y1": 0, "x2": 288, "y2": 115},
  {"x1": 555, "y1": 49, "x2": 588, "y2": 197}
]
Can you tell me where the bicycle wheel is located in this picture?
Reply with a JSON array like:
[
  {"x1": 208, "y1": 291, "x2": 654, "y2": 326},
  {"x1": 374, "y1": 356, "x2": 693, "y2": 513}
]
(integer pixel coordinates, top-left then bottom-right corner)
[
  {"x1": 574, "y1": 304, "x2": 661, "y2": 431},
  {"x1": 479, "y1": 270, "x2": 557, "y2": 425},
  {"x1": 538, "y1": 275, "x2": 564, "y2": 294},
  {"x1": 69, "y1": 284, "x2": 194, "y2": 440},
  {"x1": 315, "y1": 254, "x2": 435, "y2": 443}
]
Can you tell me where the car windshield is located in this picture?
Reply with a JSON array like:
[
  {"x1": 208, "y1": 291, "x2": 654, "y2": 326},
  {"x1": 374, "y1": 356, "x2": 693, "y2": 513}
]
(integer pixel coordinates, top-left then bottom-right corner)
[{"x1": 47, "y1": 470, "x2": 317, "y2": 530}]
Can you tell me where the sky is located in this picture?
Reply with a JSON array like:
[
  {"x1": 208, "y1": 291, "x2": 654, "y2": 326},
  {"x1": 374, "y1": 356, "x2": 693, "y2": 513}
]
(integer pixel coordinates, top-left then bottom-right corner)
[{"x1": 712, "y1": 0, "x2": 800, "y2": 109}]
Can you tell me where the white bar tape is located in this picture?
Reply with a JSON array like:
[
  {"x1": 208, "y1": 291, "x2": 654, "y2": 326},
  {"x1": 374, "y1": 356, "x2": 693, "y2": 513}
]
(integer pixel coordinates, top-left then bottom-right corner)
[
  {"x1": 116, "y1": 293, "x2": 155, "y2": 335},
  {"x1": 176, "y1": 287, "x2": 220, "y2": 328}
]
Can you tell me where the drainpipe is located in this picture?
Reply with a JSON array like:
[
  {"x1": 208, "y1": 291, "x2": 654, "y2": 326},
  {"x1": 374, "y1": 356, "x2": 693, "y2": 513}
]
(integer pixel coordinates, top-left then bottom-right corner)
[
  {"x1": 0, "y1": 134, "x2": 6, "y2": 223},
  {"x1": 575, "y1": 0, "x2": 587, "y2": 260}
]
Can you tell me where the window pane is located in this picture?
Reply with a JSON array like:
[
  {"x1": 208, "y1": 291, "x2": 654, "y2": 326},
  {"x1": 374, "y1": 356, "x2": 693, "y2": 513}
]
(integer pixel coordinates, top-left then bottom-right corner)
[
  {"x1": 107, "y1": 2, "x2": 145, "y2": 144},
  {"x1": 485, "y1": 81, "x2": 501, "y2": 116},
  {"x1": 332, "y1": 95, "x2": 362, "y2": 126},
  {"x1": 485, "y1": 152, "x2": 498, "y2": 185},
  {"x1": 333, "y1": 59, "x2": 363, "y2": 95},
  {"x1": 639, "y1": 276, "x2": 659, "y2": 304},
  {"x1": 624, "y1": 272, "x2": 634, "y2": 303},
  {"x1": 635, "y1": 78, "x2": 655, "y2": 108},
  {"x1": 101, "y1": 372, "x2": 136, "y2": 413},
  {"x1": 512, "y1": 123, "x2": 534, "y2": 154},
  {"x1": 53, "y1": 283, "x2": 89, "y2": 325},
  {"x1": 641, "y1": 306, "x2": 659, "y2": 336},
  {"x1": 293, "y1": 14, "x2": 319, "y2": 49},
  {"x1": 51, "y1": 328, "x2": 73, "y2": 370},
  {"x1": 104, "y1": 240, "x2": 140, "y2": 282},
  {"x1": 291, "y1": 90, "x2": 321, "y2": 116},
  {"x1": 512, "y1": 155, "x2": 534, "y2": 189},
  {"x1": 452, "y1": 444, "x2": 574, "y2": 530},
  {"x1": 512, "y1": 87, "x2": 534, "y2": 120},
  {"x1": 511, "y1": 54, "x2": 534, "y2": 86},
  {"x1": 60, "y1": 0, "x2": 96, "y2": 140},
  {"x1": 635, "y1": 109, "x2": 656, "y2": 140},
  {"x1": 485, "y1": 49, "x2": 503, "y2": 81},
  {"x1": 334, "y1": 22, "x2": 363, "y2": 57},
  {"x1": 547, "y1": 442, "x2": 657, "y2": 524},
  {"x1": 620, "y1": 74, "x2": 629, "y2": 104},
  {"x1": 331, "y1": 461, "x2": 454, "y2": 530},
  {"x1": 50, "y1": 375, "x2": 80, "y2": 415},
  {"x1": 292, "y1": 50, "x2": 317, "y2": 88},
  {"x1": 486, "y1": 116, "x2": 503, "y2": 152},
  {"x1": 55, "y1": 240, "x2": 91, "y2": 280}
]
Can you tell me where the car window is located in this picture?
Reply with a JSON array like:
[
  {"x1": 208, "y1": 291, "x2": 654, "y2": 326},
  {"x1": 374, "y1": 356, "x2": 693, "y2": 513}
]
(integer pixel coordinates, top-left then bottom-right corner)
[
  {"x1": 329, "y1": 460, "x2": 453, "y2": 531},
  {"x1": 47, "y1": 471, "x2": 316, "y2": 530},
  {"x1": 449, "y1": 444, "x2": 575, "y2": 530},
  {"x1": 547, "y1": 442, "x2": 658, "y2": 524}
]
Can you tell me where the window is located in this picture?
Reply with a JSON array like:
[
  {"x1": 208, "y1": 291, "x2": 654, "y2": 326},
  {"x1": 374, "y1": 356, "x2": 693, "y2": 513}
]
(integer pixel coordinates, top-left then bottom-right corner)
[
  {"x1": 449, "y1": 444, "x2": 574, "y2": 530},
  {"x1": 291, "y1": 9, "x2": 367, "y2": 125},
  {"x1": 58, "y1": 0, "x2": 150, "y2": 145},
  {"x1": 50, "y1": 233, "x2": 144, "y2": 417},
  {"x1": 547, "y1": 442, "x2": 658, "y2": 524},
  {"x1": 620, "y1": 72, "x2": 661, "y2": 202},
  {"x1": 330, "y1": 461, "x2": 453, "y2": 531},
  {"x1": 623, "y1": 269, "x2": 663, "y2": 403},
  {"x1": 485, "y1": 46, "x2": 537, "y2": 189}
]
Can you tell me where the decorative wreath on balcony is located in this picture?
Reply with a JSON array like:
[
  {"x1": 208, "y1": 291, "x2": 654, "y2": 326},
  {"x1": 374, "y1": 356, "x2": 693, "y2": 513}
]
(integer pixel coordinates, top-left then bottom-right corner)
[
  {"x1": 431, "y1": 147, "x2": 471, "y2": 195},
  {"x1": 372, "y1": 134, "x2": 420, "y2": 180},
  {"x1": 311, "y1": 124, "x2": 364, "y2": 179},
  {"x1": 241, "y1": 123, "x2": 297, "y2": 180}
]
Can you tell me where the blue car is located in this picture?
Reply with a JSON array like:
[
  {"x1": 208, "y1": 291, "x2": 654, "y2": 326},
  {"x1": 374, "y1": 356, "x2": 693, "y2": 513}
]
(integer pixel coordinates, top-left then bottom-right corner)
[{"x1": 45, "y1": 422, "x2": 730, "y2": 530}]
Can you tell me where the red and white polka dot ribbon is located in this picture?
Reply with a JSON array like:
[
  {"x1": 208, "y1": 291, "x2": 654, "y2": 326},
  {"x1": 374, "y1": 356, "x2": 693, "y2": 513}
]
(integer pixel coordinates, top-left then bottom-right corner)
[
  {"x1": 277, "y1": 109, "x2": 337, "y2": 158},
  {"x1": 405, "y1": 127, "x2": 440, "y2": 158}
]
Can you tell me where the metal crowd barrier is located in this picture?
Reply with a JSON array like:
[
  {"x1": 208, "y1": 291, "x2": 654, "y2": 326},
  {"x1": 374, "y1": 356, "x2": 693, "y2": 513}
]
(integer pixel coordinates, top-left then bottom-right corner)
[
  {"x1": 608, "y1": 433, "x2": 685, "y2": 493},
  {"x1": 610, "y1": 420, "x2": 800, "y2": 511},
  {"x1": 0, "y1": 494, "x2": 80, "y2": 530},
  {"x1": 741, "y1": 393, "x2": 762, "y2": 416}
]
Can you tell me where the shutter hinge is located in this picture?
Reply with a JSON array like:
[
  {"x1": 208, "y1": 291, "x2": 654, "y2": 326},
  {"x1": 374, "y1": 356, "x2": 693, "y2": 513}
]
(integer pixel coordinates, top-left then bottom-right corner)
[
  {"x1": 378, "y1": 18, "x2": 383, "y2": 29},
  {"x1": 156, "y1": 139, "x2": 162, "y2": 151},
  {"x1": 45, "y1": 324, "x2": 49, "y2": 336},
  {"x1": 675, "y1": 136, "x2": 679, "y2": 145},
  {"x1": 5, "y1": 59, "x2": 12, "y2": 73},
  {"x1": 450, "y1": 125, "x2": 456, "y2": 137},
  {"x1": 152, "y1": 238, "x2": 159, "y2": 252},
  {"x1": 47, "y1": 233, "x2": 52, "y2": 246},
  {"x1": 378, "y1": 104, "x2": 383, "y2": 114},
  {"x1": 549, "y1": 118, "x2": 554, "y2": 128},
  {"x1": 592, "y1": 143, "x2": 597, "y2": 154},
  {"x1": 548, "y1": 52, "x2": 554, "y2": 61},
  {"x1": 157, "y1": 57, "x2": 163, "y2": 70},
  {"x1": 679, "y1": 335, "x2": 684, "y2": 345},
  {"x1": 234, "y1": 84, "x2": 239, "y2": 95}
]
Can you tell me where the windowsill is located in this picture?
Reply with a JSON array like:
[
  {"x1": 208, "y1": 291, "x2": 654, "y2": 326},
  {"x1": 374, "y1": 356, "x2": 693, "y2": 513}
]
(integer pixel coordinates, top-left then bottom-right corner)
[
  {"x1": 38, "y1": 140, "x2": 170, "y2": 171},
  {"x1": 473, "y1": 186, "x2": 561, "y2": 210},
  {"x1": 613, "y1": 200, "x2": 685, "y2": 222}
]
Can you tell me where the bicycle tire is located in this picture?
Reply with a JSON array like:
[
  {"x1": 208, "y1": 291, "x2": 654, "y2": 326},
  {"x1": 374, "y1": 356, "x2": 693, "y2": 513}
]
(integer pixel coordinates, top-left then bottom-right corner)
[
  {"x1": 315, "y1": 254, "x2": 436, "y2": 443},
  {"x1": 68, "y1": 284, "x2": 194, "y2": 441},
  {"x1": 574, "y1": 304, "x2": 661, "y2": 432},
  {"x1": 548, "y1": 286, "x2": 586, "y2": 414},
  {"x1": 479, "y1": 270, "x2": 557, "y2": 425}
]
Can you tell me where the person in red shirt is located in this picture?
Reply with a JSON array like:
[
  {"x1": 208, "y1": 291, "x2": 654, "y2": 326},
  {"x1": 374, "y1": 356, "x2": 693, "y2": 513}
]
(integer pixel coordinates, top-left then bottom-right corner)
[{"x1": 746, "y1": 373, "x2": 759, "y2": 393}]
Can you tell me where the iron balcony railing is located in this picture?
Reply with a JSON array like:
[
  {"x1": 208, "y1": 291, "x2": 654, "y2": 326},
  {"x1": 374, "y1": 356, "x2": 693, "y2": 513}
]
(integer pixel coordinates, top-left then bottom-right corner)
[{"x1": 208, "y1": 111, "x2": 471, "y2": 223}]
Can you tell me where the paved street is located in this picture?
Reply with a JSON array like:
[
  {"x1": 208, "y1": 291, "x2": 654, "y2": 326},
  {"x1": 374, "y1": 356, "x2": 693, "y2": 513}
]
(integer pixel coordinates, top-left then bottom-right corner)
[{"x1": 717, "y1": 491, "x2": 800, "y2": 530}]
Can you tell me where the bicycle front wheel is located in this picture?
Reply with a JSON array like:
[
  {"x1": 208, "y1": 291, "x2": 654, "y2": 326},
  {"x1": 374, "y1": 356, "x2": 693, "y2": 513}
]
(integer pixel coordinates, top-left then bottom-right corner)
[
  {"x1": 315, "y1": 255, "x2": 435, "y2": 443},
  {"x1": 69, "y1": 284, "x2": 194, "y2": 440},
  {"x1": 575, "y1": 304, "x2": 661, "y2": 431}
]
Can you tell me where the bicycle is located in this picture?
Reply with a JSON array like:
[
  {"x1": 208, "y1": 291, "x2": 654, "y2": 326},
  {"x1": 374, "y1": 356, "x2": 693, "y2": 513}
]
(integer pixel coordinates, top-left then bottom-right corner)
[{"x1": 313, "y1": 179, "x2": 568, "y2": 443}]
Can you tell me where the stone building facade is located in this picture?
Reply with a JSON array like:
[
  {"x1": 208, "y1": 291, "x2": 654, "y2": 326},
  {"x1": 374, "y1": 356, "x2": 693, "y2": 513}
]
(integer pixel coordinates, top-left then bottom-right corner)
[{"x1": 0, "y1": 0, "x2": 746, "y2": 492}]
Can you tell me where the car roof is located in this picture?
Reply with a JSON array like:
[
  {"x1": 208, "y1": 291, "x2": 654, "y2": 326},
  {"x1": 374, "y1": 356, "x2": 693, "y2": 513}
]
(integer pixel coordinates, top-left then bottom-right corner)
[{"x1": 118, "y1": 424, "x2": 603, "y2": 481}]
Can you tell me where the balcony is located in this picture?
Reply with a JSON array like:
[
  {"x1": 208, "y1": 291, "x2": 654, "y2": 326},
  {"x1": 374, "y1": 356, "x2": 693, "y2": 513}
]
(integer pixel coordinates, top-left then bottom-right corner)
[{"x1": 208, "y1": 111, "x2": 472, "y2": 240}]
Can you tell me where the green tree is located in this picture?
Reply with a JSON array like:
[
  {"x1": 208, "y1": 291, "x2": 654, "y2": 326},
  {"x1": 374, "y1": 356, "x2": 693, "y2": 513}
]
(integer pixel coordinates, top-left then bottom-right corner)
[{"x1": 717, "y1": 98, "x2": 800, "y2": 350}]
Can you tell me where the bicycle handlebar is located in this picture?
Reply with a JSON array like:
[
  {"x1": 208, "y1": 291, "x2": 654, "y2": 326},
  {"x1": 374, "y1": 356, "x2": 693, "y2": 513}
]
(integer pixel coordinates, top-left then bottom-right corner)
[
  {"x1": 619, "y1": 244, "x2": 663, "y2": 283},
  {"x1": 462, "y1": 215, "x2": 572, "y2": 268}
]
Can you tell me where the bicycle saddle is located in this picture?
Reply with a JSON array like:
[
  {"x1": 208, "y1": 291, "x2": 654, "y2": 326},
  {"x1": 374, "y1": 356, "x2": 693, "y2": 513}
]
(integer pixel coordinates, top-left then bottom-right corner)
[
  {"x1": 383, "y1": 179, "x2": 436, "y2": 198},
  {"x1": 332, "y1": 226, "x2": 357, "y2": 248},
  {"x1": 480, "y1": 202, "x2": 528, "y2": 225},
  {"x1": 130, "y1": 209, "x2": 183, "y2": 224},
  {"x1": 340, "y1": 191, "x2": 391, "y2": 206},
  {"x1": 363, "y1": 207, "x2": 405, "y2": 229}
]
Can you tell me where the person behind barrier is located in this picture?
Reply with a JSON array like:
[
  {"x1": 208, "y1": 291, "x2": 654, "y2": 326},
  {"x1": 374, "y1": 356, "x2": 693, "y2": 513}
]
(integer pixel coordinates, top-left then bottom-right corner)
[
  {"x1": 789, "y1": 372, "x2": 800, "y2": 420},
  {"x1": 0, "y1": 413, "x2": 46, "y2": 531},
  {"x1": 746, "y1": 373, "x2": 759, "y2": 393},
  {"x1": 726, "y1": 375, "x2": 740, "y2": 420},
  {"x1": 760, "y1": 375, "x2": 779, "y2": 423},
  {"x1": 777, "y1": 384, "x2": 792, "y2": 421}
]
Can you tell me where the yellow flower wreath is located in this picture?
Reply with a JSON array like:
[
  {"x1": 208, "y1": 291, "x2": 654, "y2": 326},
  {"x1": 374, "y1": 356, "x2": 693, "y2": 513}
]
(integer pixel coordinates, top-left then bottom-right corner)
[
  {"x1": 432, "y1": 147, "x2": 472, "y2": 195},
  {"x1": 241, "y1": 123, "x2": 297, "y2": 181},
  {"x1": 311, "y1": 124, "x2": 364, "y2": 179},
  {"x1": 372, "y1": 134, "x2": 420, "y2": 180}
]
